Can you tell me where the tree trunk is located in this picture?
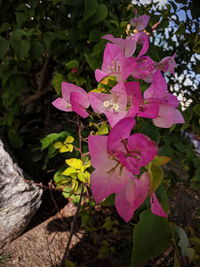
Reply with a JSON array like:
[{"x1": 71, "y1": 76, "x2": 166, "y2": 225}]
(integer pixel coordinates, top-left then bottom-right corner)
[{"x1": 0, "y1": 139, "x2": 42, "y2": 248}]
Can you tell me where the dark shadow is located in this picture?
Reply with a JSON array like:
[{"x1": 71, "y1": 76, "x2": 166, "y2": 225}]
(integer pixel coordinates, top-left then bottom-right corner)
[
  {"x1": 27, "y1": 190, "x2": 67, "y2": 230},
  {"x1": 46, "y1": 216, "x2": 76, "y2": 232}
]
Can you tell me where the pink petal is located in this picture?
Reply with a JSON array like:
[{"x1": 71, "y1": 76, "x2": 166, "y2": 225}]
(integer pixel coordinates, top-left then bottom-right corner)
[
  {"x1": 107, "y1": 117, "x2": 136, "y2": 155},
  {"x1": 130, "y1": 15, "x2": 150, "y2": 31},
  {"x1": 153, "y1": 104, "x2": 185, "y2": 128},
  {"x1": 91, "y1": 166, "x2": 129, "y2": 203},
  {"x1": 115, "y1": 172, "x2": 149, "y2": 222},
  {"x1": 70, "y1": 92, "x2": 89, "y2": 118},
  {"x1": 133, "y1": 32, "x2": 149, "y2": 57},
  {"x1": 89, "y1": 92, "x2": 112, "y2": 114},
  {"x1": 61, "y1": 82, "x2": 85, "y2": 101},
  {"x1": 52, "y1": 98, "x2": 72, "y2": 112},
  {"x1": 150, "y1": 193, "x2": 167, "y2": 217},
  {"x1": 121, "y1": 133, "x2": 157, "y2": 174},
  {"x1": 138, "y1": 102, "x2": 160, "y2": 119},
  {"x1": 105, "y1": 110, "x2": 127, "y2": 127},
  {"x1": 144, "y1": 71, "x2": 167, "y2": 99},
  {"x1": 88, "y1": 135, "x2": 116, "y2": 172},
  {"x1": 95, "y1": 69, "x2": 108, "y2": 82}
]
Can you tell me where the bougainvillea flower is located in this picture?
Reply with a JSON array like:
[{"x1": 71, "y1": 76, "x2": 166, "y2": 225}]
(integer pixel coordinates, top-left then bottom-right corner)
[
  {"x1": 115, "y1": 172, "x2": 149, "y2": 222},
  {"x1": 88, "y1": 135, "x2": 129, "y2": 202},
  {"x1": 103, "y1": 34, "x2": 137, "y2": 57},
  {"x1": 158, "y1": 53, "x2": 176, "y2": 74},
  {"x1": 52, "y1": 82, "x2": 90, "y2": 118},
  {"x1": 103, "y1": 32, "x2": 149, "y2": 58},
  {"x1": 125, "y1": 81, "x2": 160, "y2": 119},
  {"x1": 153, "y1": 104, "x2": 185, "y2": 128},
  {"x1": 130, "y1": 15, "x2": 150, "y2": 31},
  {"x1": 107, "y1": 118, "x2": 157, "y2": 174},
  {"x1": 131, "y1": 56, "x2": 155, "y2": 81},
  {"x1": 144, "y1": 70, "x2": 168, "y2": 99},
  {"x1": 95, "y1": 43, "x2": 136, "y2": 82},
  {"x1": 132, "y1": 32, "x2": 150, "y2": 57},
  {"x1": 89, "y1": 82, "x2": 128, "y2": 127}
]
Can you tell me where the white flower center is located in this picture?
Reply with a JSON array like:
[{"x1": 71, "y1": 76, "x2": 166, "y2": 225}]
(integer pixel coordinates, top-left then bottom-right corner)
[
  {"x1": 113, "y1": 103, "x2": 119, "y2": 111},
  {"x1": 103, "y1": 101, "x2": 110, "y2": 108},
  {"x1": 103, "y1": 100, "x2": 120, "y2": 113}
]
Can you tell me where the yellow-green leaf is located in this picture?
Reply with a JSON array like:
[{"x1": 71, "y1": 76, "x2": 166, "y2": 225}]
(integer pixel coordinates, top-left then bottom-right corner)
[
  {"x1": 65, "y1": 136, "x2": 74, "y2": 143},
  {"x1": 66, "y1": 158, "x2": 83, "y2": 169},
  {"x1": 60, "y1": 146, "x2": 70, "y2": 153},
  {"x1": 77, "y1": 172, "x2": 87, "y2": 183},
  {"x1": 54, "y1": 141, "x2": 63, "y2": 149},
  {"x1": 97, "y1": 122, "x2": 109, "y2": 135},
  {"x1": 67, "y1": 144, "x2": 73, "y2": 152},
  {"x1": 152, "y1": 156, "x2": 171, "y2": 166},
  {"x1": 62, "y1": 167, "x2": 77, "y2": 176},
  {"x1": 71, "y1": 179, "x2": 79, "y2": 191},
  {"x1": 149, "y1": 165, "x2": 164, "y2": 192}
]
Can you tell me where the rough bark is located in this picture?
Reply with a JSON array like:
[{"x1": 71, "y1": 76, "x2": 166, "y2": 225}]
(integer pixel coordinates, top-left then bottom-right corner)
[{"x1": 0, "y1": 139, "x2": 42, "y2": 248}]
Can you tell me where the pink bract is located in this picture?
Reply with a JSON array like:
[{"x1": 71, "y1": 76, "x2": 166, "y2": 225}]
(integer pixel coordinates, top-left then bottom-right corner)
[
  {"x1": 95, "y1": 43, "x2": 135, "y2": 82},
  {"x1": 88, "y1": 135, "x2": 129, "y2": 203},
  {"x1": 130, "y1": 15, "x2": 150, "y2": 31},
  {"x1": 52, "y1": 82, "x2": 90, "y2": 118},
  {"x1": 107, "y1": 118, "x2": 157, "y2": 174},
  {"x1": 89, "y1": 82, "x2": 128, "y2": 127},
  {"x1": 115, "y1": 172, "x2": 149, "y2": 222}
]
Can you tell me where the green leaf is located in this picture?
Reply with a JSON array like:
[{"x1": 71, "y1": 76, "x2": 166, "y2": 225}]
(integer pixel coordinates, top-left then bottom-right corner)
[
  {"x1": 12, "y1": 40, "x2": 30, "y2": 59},
  {"x1": 131, "y1": 210, "x2": 171, "y2": 266},
  {"x1": 43, "y1": 32, "x2": 55, "y2": 48},
  {"x1": 64, "y1": 0, "x2": 80, "y2": 5},
  {"x1": 85, "y1": 53, "x2": 100, "y2": 70},
  {"x1": 0, "y1": 23, "x2": 10, "y2": 33},
  {"x1": 41, "y1": 131, "x2": 69, "y2": 150},
  {"x1": 102, "y1": 194, "x2": 115, "y2": 206},
  {"x1": 83, "y1": 0, "x2": 98, "y2": 21},
  {"x1": 193, "y1": 104, "x2": 200, "y2": 116},
  {"x1": 140, "y1": 124, "x2": 160, "y2": 143},
  {"x1": 29, "y1": 41, "x2": 44, "y2": 59},
  {"x1": 10, "y1": 29, "x2": 27, "y2": 41},
  {"x1": 149, "y1": 165, "x2": 164, "y2": 192},
  {"x1": 65, "y1": 60, "x2": 79, "y2": 69},
  {"x1": 52, "y1": 73, "x2": 64, "y2": 94},
  {"x1": 175, "y1": 226, "x2": 190, "y2": 257},
  {"x1": 96, "y1": 122, "x2": 109, "y2": 135},
  {"x1": 152, "y1": 156, "x2": 171, "y2": 166},
  {"x1": 89, "y1": 29, "x2": 102, "y2": 42},
  {"x1": 0, "y1": 37, "x2": 9, "y2": 59},
  {"x1": 16, "y1": 11, "x2": 27, "y2": 26},
  {"x1": 93, "y1": 4, "x2": 108, "y2": 23}
]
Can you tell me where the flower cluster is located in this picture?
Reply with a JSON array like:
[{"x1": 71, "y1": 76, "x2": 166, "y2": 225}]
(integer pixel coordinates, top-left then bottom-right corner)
[{"x1": 52, "y1": 14, "x2": 184, "y2": 222}]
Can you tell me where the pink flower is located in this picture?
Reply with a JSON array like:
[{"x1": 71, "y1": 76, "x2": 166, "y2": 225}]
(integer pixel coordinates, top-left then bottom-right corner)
[
  {"x1": 103, "y1": 32, "x2": 149, "y2": 58},
  {"x1": 95, "y1": 43, "x2": 135, "y2": 82},
  {"x1": 52, "y1": 82, "x2": 90, "y2": 118},
  {"x1": 115, "y1": 172, "x2": 149, "y2": 222},
  {"x1": 88, "y1": 135, "x2": 129, "y2": 203},
  {"x1": 103, "y1": 34, "x2": 137, "y2": 57},
  {"x1": 107, "y1": 118, "x2": 157, "y2": 174},
  {"x1": 131, "y1": 56, "x2": 155, "y2": 81},
  {"x1": 88, "y1": 134, "x2": 166, "y2": 222},
  {"x1": 153, "y1": 104, "x2": 185, "y2": 128},
  {"x1": 130, "y1": 15, "x2": 150, "y2": 31},
  {"x1": 89, "y1": 82, "x2": 128, "y2": 127},
  {"x1": 158, "y1": 53, "x2": 176, "y2": 74}
]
